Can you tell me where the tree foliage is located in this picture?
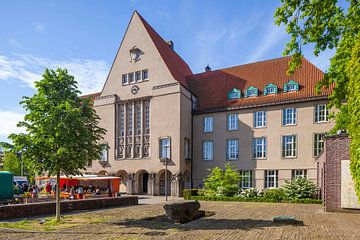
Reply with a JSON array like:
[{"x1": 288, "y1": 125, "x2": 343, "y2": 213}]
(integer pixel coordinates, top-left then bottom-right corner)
[
  {"x1": 2, "y1": 152, "x2": 21, "y2": 176},
  {"x1": 282, "y1": 177, "x2": 317, "y2": 199},
  {"x1": 9, "y1": 68, "x2": 106, "y2": 220},
  {"x1": 275, "y1": 0, "x2": 360, "y2": 196}
]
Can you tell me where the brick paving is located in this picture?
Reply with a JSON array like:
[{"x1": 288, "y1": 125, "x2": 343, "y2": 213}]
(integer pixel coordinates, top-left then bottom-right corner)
[{"x1": 1, "y1": 201, "x2": 360, "y2": 240}]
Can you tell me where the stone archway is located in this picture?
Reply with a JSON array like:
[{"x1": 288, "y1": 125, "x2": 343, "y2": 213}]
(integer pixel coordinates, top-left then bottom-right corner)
[
  {"x1": 97, "y1": 170, "x2": 109, "y2": 176},
  {"x1": 157, "y1": 169, "x2": 172, "y2": 196},
  {"x1": 135, "y1": 170, "x2": 149, "y2": 194},
  {"x1": 115, "y1": 170, "x2": 128, "y2": 193}
]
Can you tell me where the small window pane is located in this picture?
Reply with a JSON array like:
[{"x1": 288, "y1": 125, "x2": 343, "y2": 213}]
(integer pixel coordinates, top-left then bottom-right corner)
[
  {"x1": 135, "y1": 71, "x2": 141, "y2": 82},
  {"x1": 227, "y1": 114, "x2": 238, "y2": 130},
  {"x1": 282, "y1": 108, "x2": 297, "y2": 125},
  {"x1": 142, "y1": 70, "x2": 149, "y2": 80},
  {"x1": 203, "y1": 116, "x2": 213, "y2": 133},
  {"x1": 227, "y1": 139, "x2": 239, "y2": 160},
  {"x1": 254, "y1": 111, "x2": 266, "y2": 128},
  {"x1": 159, "y1": 138, "x2": 171, "y2": 159},
  {"x1": 202, "y1": 141, "x2": 213, "y2": 160},
  {"x1": 314, "y1": 133, "x2": 325, "y2": 157},
  {"x1": 129, "y1": 72, "x2": 135, "y2": 83},
  {"x1": 282, "y1": 135, "x2": 297, "y2": 157},
  {"x1": 122, "y1": 74, "x2": 128, "y2": 84},
  {"x1": 265, "y1": 170, "x2": 278, "y2": 188},
  {"x1": 240, "y1": 170, "x2": 252, "y2": 189},
  {"x1": 315, "y1": 104, "x2": 329, "y2": 123},
  {"x1": 253, "y1": 137, "x2": 266, "y2": 159}
]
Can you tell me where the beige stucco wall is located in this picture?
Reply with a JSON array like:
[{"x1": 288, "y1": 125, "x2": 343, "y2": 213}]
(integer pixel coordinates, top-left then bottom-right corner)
[{"x1": 192, "y1": 100, "x2": 334, "y2": 188}]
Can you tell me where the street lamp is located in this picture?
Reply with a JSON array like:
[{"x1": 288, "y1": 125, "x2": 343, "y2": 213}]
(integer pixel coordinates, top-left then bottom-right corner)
[{"x1": 159, "y1": 137, "x2": 171, "y2": 201}]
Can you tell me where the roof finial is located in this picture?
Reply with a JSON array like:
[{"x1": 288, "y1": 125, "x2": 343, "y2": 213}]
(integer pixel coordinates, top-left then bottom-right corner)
[{"x1": 205, "y1": 64, "x2": 211, "y2": 72}]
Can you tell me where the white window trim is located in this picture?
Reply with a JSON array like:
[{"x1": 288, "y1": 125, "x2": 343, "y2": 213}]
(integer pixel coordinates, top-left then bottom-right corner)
[
  {"x1": 265, "y1": 170, "x2": 278, "y2": 188},
  {"x1": 254, "y1": 111, "x2": 266, "y2": 128},
  {"x1": 227, "y1": 139, "x2": 239, "y2": 160},
  {"x1": 227, "y1": 114, "x2": 238, "y2": 131},
  {"x1": 203, "y1": 116, "x2": 214, "y2": 133},
  {"x1": 202, "y1": 141, "x2": 214, "y2": 161},
  {"x1": 240, "y1": 170, "x2": 252, "y2": 189},
  {"x1": 253, "y1": 137, "x2": 267, "y2": 159},
  {"x1": 282, "y1": 135, "x2": 297, "y2": 158},
  {"x1": 282, "y1": 108, "x2": 297, "y2": 126},
  {"x1": 315, "y1": 104, "x2": 329, "y2": 123}
]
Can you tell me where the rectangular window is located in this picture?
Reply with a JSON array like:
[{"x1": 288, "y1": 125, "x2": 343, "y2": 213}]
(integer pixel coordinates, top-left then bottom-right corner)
[
  {"x1": 288, "y1": 84, "x2": 297, "y2": 91},
  {"x1": 227, "y1": 114, "x2": 238, "y2": 130},
  {"x1": 267, "y1": 87, "x2": 276, "y2": 94},
  {"x1": 292, "y1": 169, "x2": 307, "y2": 179},
  {"x1": 135, "y1": 103, "x2": 141, "y2": 135},
  {"x1": 253, "y1": 137, "x2": 266, "y2": 159},
  {"x1": 159, "y1": 137, "x2": 171, "y2": 159},
  {"x1": 314, "y1": 133, "x2": 325, "y2": 157},
  {"x1": 265, "y1": 170, "x2": 278, "y2": 188},
  {"x1": 203, "y1": 116, "x2": 213, "y2": 133},
  {"x1": 119, "y1": 105, "x2": 124, "y2": 136},
  {"x1": 227, "y1": 139, "x2": 239, "y2": 160},
  {"x1": 315, "y1": 104, "x2": 329, "y2": 123},
  {"x1": 282, "y1": 108, "x2": 297, "y2": 125},
  {"x1": 240, "y1": 170, "x2": 252, "y2": 189},
  {"x1": 184, "y1": 138, "x2": 190, "y2": 160},
  {"x1": 135, "y1": 71, "x2": 141, "y2": 82},
  {"x1": 128, "y1": 72, "x2": 135, "y2": 83},
  {"x1": 254, "y1": 111, "x2": 266, "y2": 128},
  {"x1": 127, "y1": 105, "x2": 133, "y2": 135},
  {"x1": 142, "y1": 69, "x2": 149, "y2": 80},
  {"x1": 100, "y1": 145, "x2": 108, "y2": 162},
  {"x1": 144, "y1": 102, "x2": 150, "y2": 134},
  {"x1": 202, "y1": 141, "x2": 213, "y2": 161},
  {"x1": 282, "y1": 135, "x2": 297, "y2": 158},
  {"x1": 122, "y1": 74, "x2": 128, "y2": 85}
]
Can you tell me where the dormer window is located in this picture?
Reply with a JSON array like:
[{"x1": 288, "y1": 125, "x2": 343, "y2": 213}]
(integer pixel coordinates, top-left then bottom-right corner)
[
  {"x1": 284, "y1": 80, "x2": 299, "y2": 93},
  {"x1": 263, "y1": 83, "x2": 278, "y2": 96},
  {"x1": 228, "y1": 88, "x2": 241, "y2": 100},
  {"x1": 245, "y1": 86, "x2": 258, "y2": 97}
]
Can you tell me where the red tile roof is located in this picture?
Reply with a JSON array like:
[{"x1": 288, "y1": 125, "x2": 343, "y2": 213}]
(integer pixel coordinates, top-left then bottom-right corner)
[
  {"x1": 186, "y1": 56, "x2": 331, "y2": 113},
  {"x1": 137, "y1": 12, "x2": 193, "y2": 88},
  {"x1": 80, "y1": 92, "x2": 101, "y2": 100}
]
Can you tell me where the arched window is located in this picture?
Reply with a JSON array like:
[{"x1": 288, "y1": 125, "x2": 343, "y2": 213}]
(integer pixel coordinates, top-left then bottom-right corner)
[
  {"x1": 245, "y1": 86, "x2": 258, "y2": 97},
  {"x1": 284, "y1": 80, "x2": 299, "y2": 92},
  {"x1": 228, "y1": 88, "x2": 241, "y2": 100},
  {"x1": 263, "y1": 83, "x2": 278, "y2": 96}
]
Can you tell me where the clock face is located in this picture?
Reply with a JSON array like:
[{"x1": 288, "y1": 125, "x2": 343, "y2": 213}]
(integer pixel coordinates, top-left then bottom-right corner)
[{"x1": 131, "y1": 85, "x2": 139, "y2": 95}]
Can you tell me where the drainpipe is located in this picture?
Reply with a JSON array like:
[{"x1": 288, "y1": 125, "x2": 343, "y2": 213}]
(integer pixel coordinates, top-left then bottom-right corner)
[{"x1": 190, "y1": 96, "x2": 194, "y2": 189}]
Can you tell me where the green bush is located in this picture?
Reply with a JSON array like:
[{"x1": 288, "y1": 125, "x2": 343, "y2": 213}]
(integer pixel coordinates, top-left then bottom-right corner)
[
  {"x1": 183, "y1": 189, "x2": 199, "y2": 200},
  {"x1": 198, "y1": 188, "x2": 216, "y2": 197},
  {"x1": 235, "y1": 188, "x2": 263, "y2": 198},
  {"x1": 282, "y1": 177, "x2": 317, "y2": 199},
  {"x1": 263, "y1": 188, "x2": 286, "y2": 201}
]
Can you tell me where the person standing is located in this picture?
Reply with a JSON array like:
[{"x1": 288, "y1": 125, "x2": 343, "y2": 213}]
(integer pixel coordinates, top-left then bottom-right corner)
[{"x1": 77, "y1": 185, "x2": 84, "y2": 199}]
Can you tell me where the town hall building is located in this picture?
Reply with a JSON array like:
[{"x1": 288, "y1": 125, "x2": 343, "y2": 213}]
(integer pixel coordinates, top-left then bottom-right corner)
[{"x1": 84, "y1": 11, "x2": 334, "y2": 197}]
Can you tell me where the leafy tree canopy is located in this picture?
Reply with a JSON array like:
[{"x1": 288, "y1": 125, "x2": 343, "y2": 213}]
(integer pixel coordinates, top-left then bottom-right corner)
[{"x1": 275, "y1": 0, "x2": 360, "y2": 196}]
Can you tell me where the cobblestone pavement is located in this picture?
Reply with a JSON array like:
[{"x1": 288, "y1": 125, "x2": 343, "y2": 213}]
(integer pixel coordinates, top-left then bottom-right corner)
[{"x1": 1, "y1": 201, "x2": 360, "y2": 240}]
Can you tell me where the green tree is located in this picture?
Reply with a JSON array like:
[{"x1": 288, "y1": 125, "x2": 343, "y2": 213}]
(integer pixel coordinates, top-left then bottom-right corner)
[
  {"x1": 2, "y1": 152, "x2": 21, "y2": 176},
  {"x1": 275, "y1": 0, "x2": 360, "y2": 196},
  {"x1": 9, "y1": 68, "x2": 106, "y2": 221}
]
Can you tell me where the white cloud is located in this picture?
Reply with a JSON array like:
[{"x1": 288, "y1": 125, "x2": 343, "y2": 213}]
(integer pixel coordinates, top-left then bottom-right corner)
[
  {"x1": 0, "y1": 53, "x2": 109, "y2": 94},
  {"x1": 0, "y1": 110, "x2": 25, "y2": 139},
  {"x1": 35, "y1": 23, "x2": 46, "y2": 32},
  {"x1": 7, "y1": 39, "x2": 22, "y2": 47}
]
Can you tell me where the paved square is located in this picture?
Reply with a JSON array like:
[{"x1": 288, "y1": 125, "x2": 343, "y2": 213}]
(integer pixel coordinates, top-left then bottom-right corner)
[{"x1": 1, "y1": 201, "x2": 360, "y2": 240}]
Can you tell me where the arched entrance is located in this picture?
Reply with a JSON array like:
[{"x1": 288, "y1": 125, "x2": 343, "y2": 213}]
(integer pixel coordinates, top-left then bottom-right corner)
[
  {"x1": 157, "y1": 169, "x2": 172, "y2": 196},
  {"x1": 135, "y1": 170, "x2": 149, "y2": 194},
  {"x1": 115, "y1": 170, "x2": 128, "y2": 193},
  {"x1": 97, "y1": 170, "x2": 109, "y2": 176}
]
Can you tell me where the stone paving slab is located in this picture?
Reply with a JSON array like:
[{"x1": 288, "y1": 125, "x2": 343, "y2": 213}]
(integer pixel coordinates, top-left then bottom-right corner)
[{"x1": 0, "y1": 201, "x2": 360, "y2": 240}]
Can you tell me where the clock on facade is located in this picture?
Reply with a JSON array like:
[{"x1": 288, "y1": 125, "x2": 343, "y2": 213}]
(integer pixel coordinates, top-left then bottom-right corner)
[{"x1": 131, "y1": 85, "x2": 140, "y2": 95}]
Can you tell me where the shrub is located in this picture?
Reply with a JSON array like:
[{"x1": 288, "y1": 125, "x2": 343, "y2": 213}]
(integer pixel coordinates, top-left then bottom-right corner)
[
  {"x1": 282, "y1": 177, "x2": 317, "y2": 199},
  {"x1": 183, "y1": 189, "x2": 199, "y2": 200},
  {"x1": 263, "y1": 188, "x2": 286, "y2": 201},
  {"x1": 235, "y1": 188, "x2": 263, "y2": 198},
  {"x1": 198, "y1": 188, "x2": 216, "y2": 197}
]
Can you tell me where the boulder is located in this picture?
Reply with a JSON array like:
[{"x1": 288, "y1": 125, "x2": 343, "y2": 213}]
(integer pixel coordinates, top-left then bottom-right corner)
[{"x1": 163, "y1": 200, "x2": 204, "y2": 224}]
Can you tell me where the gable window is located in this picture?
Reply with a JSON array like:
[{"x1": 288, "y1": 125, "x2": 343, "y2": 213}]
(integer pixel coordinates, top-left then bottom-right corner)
[
  {"x1": 202, "y1": 141, "x2": 213, "y2": 161},
  {"x1": 253, "y1": 137, "x2": 266, "y2": 159},
  {"x1": 203, "y1": 116, "x2": 214, "y2": 133},
  {"x1": 245, "y1": 86, "x2": 258, "y2": 97},
  {"x1": 228, "y1": 88, "x2": 241, "y2": 100},
  {"x1": 292, "y1": 169, "x2": 307, "y2": 179},
  {"x1": 240, "y1": 170, "x2": 252, "y2": 189},
  {"x1": 263, "y1": 84, "x2": 278, "y2": 95},
  {"x1": 122, "y1": 74, "x2": 128, "y2": 85},
  {"x1": 142, "y1": 69, "x2": 149, "y2": 80},
  {"x1": 254, "y1": 111, "x2": 266, "y2": 128},
  {"x1": 128, "y1": 72, "x2": 135, "y2": 83},
  {"x1": 100, "y1": 144, "x2": 108, "y2": 162},
  {"x1": 227, "y1": 139, "x2": 239, "y2": 160},
  {"x1": 265, "y1": 170, "x2": 278, "y2": 188},
  {"x1": 135, "y1": 71, "x2": 141, "y2": 82},
  {"x1": 315, "y1": 104, "x2": 329, "y2": 123},
  {"x1": 282, "y1": 108, "x2": 297, "y2": 125},
  {"x1": 227, "y1": 114, "x2": 238, "y2": 130},
  {"x1": 282, "y1": 135, "x2": 297, "y2": 158},
  {"x1": 159, "y1": 137, "x2": 171, "y2": 159},
  {"x1": 314, "y1": 133, "x2": 325, "y2": 157},
  {"x1": 284, "y1": 80, "x2": 299, "y2": 92}
]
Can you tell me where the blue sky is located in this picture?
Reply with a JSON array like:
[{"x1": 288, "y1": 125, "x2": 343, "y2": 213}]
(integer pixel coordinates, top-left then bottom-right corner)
[{"x1": 0, "y1": 0, "x2": 337, "y2": 142}]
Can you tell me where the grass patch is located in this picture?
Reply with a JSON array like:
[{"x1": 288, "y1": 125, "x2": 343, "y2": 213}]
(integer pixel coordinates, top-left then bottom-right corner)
[{"x1": 0, "y1": 214, "x2": 107, "y2": 232}]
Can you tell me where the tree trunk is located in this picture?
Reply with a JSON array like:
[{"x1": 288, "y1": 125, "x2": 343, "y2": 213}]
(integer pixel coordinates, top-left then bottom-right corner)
[{"x1": 55, "y1": 171, "x2": 61, "y2": 221}]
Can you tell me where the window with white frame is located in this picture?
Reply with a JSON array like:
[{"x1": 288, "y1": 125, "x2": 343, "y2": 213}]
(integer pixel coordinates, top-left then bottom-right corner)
[
  {"x1": 142, "y1": 69, "x2": 149, "y2": 80},
  {"x1": 227, "y1": 139, "x2": 239, "y2": 160},
  {"x1": 292, "y1": 169, "x2": 307, "y2": 179},
  {"x1": 315, "y1": 104, "x2": 329, "y2": 123},
  {"x1": 135, "y1": 71, "x2": 141, "y2": 82},
  {"x1": 253, "y1": 137, "x2": 266, "y2": 159},
  {"x1": 282, "y1": 108, "x2": 297, "y2": 125},
  {"x1": 144, "y1": 102, "x2": 150, "y2": 134},
  {"x1": 159, "y1": 137, "x2": 171, "y2": 159},
  {"x1": 128, "y1": 72, "x2": 135, "y2": 83},
  {"x1": 240, "y1": 170, "x2": 252, "y2": 189},
  {"x1": 282, "y1": 135, "x2": 297, "y2": 157},
  {"x1": 227, "y1": 114, "x2": 238, "y2": 130},
  {"x1": 135, "y1": 103, "x2": 141, "y2": 135},
  {"x1": 287, "y1": 84, "x2": 297, "y2": 91},
  {"x1": 100, "y1": 145, "x2": 108, "y2": 162},
  {"x1": 254, "y1": 111, "x2": 266, "y2": 128},
  {"x1": 202, "y1": 141, "x2": 213, "y2": 160},
  {"x1": 314, "y1": 133, "x2": 325, "y2": 157},
  {"x1": 267, "y1": 87, "x2": 276, "y2": 94},
  {"x1": 265, "y1": 170, "x2": 278, "y2": 188},
  {"x1": 203, "y1": 116, "x2": 214, "y2": 133},
  {"x1": 122, "y1": 74, "x2": 128, "y2": 84}
]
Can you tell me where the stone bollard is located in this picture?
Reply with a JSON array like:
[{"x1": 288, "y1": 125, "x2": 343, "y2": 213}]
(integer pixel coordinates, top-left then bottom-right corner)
[{"x1": 163, "y1": 200, "x2": 205, "y2": 224}]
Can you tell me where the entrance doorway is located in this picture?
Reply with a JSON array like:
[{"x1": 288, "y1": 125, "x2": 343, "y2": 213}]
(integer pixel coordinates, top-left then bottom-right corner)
[
  {"x1": 142, "y1": 172, "x2": 149, "y2": 193},
  {"x1": 136, "y1": 170, "x2": 149, "y2": 194},
  {"x1": 158, "y1": 170, "x2": 171, "y2": 196}
]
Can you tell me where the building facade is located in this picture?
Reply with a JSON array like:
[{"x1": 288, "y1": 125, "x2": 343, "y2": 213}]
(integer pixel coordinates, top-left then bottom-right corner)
[{"x1": 84, "y1": 11, "x2": 334, "y2": 196}]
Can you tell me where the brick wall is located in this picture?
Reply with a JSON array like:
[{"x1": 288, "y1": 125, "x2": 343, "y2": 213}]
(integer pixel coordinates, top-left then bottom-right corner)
[
  {"x1": 317, "y1": 134, "x2": 350, "y2": 211},
  {"x1": 0, "y1": 196, "x2": 138, "y2": 220}
]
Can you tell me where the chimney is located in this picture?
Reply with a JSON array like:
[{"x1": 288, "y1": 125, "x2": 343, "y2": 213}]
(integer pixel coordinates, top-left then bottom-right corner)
[
  {"x1": 205, "y1": 64, "x2": 211, "y2": 72},
  {"x1": 166, "y1": 40, "x2": 174, "y2": 50}
]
